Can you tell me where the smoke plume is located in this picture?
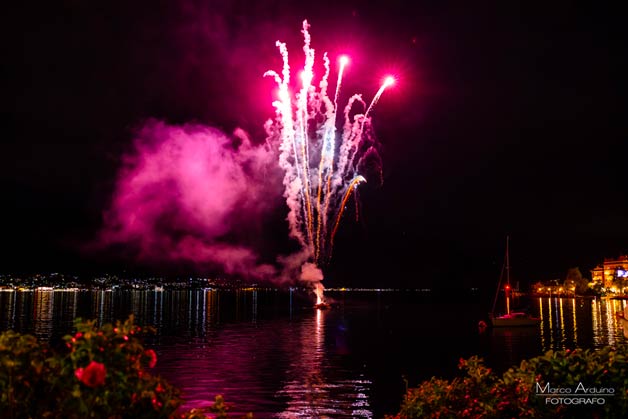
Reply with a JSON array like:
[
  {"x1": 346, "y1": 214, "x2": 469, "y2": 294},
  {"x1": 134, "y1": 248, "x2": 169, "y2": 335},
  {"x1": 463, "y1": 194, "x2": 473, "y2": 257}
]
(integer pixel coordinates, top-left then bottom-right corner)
[{"x1": 96, "y1": 119, "x2": 289, "y2": 280}]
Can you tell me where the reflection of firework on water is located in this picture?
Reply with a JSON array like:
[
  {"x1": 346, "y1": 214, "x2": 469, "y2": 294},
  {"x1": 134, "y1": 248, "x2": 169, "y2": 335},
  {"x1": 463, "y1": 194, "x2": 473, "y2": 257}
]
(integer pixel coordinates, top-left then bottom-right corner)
[{"x1": 265, "y1": 20, "x2": 394, "y2": 271}]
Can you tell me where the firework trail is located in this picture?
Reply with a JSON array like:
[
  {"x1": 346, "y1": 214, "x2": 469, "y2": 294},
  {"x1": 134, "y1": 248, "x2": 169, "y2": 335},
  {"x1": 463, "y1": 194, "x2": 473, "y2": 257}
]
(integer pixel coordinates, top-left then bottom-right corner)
[{"x1": 264, "y1": 20, "x2": 393, "y2": 287}]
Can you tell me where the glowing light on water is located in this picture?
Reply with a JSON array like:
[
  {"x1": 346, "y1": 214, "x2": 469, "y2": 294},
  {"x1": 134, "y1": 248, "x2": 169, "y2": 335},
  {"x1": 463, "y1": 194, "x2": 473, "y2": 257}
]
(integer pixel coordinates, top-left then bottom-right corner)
[
  {"x1": 265, "y1": 20, "x2": 394, "y2": 291},
  {"x1": 314, "y1": 282, "x2": 325, "y2": 305}
]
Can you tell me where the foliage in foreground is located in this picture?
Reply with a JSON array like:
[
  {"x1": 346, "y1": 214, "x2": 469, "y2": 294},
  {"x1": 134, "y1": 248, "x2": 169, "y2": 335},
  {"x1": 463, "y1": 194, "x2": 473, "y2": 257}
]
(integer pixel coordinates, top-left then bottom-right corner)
[
  {"x1": 386, "y1": 345, "x2": 628, "y2": 419},
  {"x1": 0, "y1": 315, "x2": 251, "y2": 419}
]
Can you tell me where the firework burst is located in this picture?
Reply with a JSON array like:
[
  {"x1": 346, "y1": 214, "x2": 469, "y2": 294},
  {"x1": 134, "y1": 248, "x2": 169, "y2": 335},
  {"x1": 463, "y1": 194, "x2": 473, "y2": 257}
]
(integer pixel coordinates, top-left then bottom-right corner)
[{"x1": 265, "y1": 20, "x2": 393, "y2": 292}]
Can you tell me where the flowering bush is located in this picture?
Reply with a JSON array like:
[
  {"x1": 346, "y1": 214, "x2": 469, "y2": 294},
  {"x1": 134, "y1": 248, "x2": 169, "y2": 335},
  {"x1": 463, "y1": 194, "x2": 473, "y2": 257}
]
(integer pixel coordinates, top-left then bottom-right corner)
[
  {"x1": 386, "y1": 346, "x2": 628, "y2": 419},
  {"x1": 0, "y1": 315, "x2": 251, "y2": 419},
  {"x1": 0, "y1": 329, "x2": 49, "y2": 418},
  {"x1": 74, "y1": 360, "x2": 106, "y2": 387}
]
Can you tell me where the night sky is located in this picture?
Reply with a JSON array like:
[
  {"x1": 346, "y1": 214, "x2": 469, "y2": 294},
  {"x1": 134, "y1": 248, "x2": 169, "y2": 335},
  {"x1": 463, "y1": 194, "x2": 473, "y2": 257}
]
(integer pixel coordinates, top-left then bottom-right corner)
[{"x1": 2, "y1": 1, "x2": 627, "y2": 289}]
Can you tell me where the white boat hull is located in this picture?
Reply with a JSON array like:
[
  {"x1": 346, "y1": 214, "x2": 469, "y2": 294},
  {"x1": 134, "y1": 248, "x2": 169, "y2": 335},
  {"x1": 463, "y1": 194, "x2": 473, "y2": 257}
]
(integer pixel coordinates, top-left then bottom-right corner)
[{"x1": 490, "y1": 312, "x2": 541, "y2": 327}]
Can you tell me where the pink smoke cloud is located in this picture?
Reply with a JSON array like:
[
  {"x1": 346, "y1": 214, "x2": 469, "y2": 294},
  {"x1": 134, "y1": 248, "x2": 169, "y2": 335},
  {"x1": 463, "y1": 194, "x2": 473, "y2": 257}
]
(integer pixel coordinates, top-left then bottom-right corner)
[{"x1": 95, "y1": 119, "x2": 288, "y2": 281}]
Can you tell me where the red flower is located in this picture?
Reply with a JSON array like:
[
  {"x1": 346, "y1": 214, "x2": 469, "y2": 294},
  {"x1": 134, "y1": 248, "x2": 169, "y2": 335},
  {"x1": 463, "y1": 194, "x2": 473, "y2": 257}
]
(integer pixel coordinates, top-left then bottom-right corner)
[
  {"x1": 75, "y1": 361, "x2": 106, "y2": 387},
  {"x1": 145, "y1": 349, "x2": 157, "y2": 368}
]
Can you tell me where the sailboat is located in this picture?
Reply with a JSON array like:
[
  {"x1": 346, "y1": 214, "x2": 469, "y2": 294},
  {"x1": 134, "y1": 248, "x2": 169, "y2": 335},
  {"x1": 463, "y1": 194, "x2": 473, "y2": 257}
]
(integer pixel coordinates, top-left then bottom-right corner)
[{"x1": 489, "y1": 236, "x2": 541, "y2": 327}]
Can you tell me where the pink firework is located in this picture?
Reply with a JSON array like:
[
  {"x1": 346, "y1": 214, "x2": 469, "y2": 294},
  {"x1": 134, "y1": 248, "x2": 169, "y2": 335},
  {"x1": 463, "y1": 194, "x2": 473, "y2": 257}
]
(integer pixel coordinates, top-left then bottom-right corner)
[{"x1": 264, "y1": 20, "x2": 394, "y2": 280}]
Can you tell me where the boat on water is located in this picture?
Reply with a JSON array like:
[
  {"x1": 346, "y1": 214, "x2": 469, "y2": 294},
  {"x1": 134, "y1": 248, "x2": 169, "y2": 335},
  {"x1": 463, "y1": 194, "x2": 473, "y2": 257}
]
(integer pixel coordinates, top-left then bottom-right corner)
[
  {"x1": 490, "y1": 311, "x2": 541, "y2": 327},
  {"x1": 488, "y1": 236, "x2": 541, "y2": 328}
]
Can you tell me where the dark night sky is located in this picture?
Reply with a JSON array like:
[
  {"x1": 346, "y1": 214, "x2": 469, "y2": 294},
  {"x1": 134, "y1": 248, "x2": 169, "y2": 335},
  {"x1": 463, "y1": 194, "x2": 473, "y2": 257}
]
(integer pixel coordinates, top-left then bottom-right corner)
[{"x1": 2, "y1": 1, "x2": 627, "y2": 289}]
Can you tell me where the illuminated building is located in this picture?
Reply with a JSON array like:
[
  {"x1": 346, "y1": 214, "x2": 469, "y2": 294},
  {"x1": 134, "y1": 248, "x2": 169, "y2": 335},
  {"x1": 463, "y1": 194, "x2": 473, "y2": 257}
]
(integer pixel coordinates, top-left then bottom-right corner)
[{"x1": 591, "y1": 255, "x2": 628, "y2": 289}]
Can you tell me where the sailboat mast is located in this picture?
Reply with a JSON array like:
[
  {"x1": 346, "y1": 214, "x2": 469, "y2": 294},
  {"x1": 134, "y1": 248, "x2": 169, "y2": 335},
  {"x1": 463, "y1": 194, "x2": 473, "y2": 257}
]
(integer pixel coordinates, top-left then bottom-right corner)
[
  {"x1": 506, "y1": 235, "x2": 510, "y2": 287},
  {"x1": 506, "y1": 235, "x2": 510, "y2": 315}
]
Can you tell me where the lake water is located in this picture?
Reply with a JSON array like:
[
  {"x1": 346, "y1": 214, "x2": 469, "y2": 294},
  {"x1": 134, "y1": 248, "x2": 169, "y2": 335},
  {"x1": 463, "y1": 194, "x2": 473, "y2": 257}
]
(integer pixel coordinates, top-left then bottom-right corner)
[{"x1": 1, "y1": 289, "x2": 626, "y2": 418}]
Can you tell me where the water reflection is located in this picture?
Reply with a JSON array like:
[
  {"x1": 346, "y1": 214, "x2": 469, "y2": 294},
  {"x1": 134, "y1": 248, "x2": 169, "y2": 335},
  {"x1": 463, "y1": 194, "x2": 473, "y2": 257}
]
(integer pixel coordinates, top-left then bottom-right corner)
[
  {"x1": 276, "y1": 308, "x2": 373, "y2": 418},
  {"x1": 0, "y1": 290, "x2": 81, "y2": 341},
  {"x1": 2, "y1": 290, "x2": 628, "y2": 418},
  {"x1": 276, "y1": 309, "x2": 326, "y2": 417},
  {"x1": 489, "y1": 326, "x2": 540, "y2": 370},
  {"x1": 0, "y1": 289, "x2": 17, "y2": 331},
  {"x1": 486, "y1": 297, "x2": 628, "y2": 374},
  {"x1": 539, "y1": 297, "x2": 626, "y2": 351}
]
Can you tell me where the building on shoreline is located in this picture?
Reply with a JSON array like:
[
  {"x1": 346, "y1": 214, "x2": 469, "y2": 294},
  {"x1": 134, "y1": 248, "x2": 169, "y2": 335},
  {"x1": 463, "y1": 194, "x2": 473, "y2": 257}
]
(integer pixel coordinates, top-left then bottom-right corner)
[
  {"x1": 532, "y1": 279, "x2": 576, "y2": 297},
  {"x1": 591, "y1": 255, "x2": 628, "y2": 290}
]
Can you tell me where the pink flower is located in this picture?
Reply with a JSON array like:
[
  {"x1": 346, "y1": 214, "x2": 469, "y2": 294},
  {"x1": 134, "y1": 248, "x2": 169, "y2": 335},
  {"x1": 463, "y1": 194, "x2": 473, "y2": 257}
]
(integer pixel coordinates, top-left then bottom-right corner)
[
  {"x1": 75, "y1": 361, "x2": 106, "y2": 387},
  {"x1": 145, "y1": 349, "x2": 157, "y2": 368}
]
